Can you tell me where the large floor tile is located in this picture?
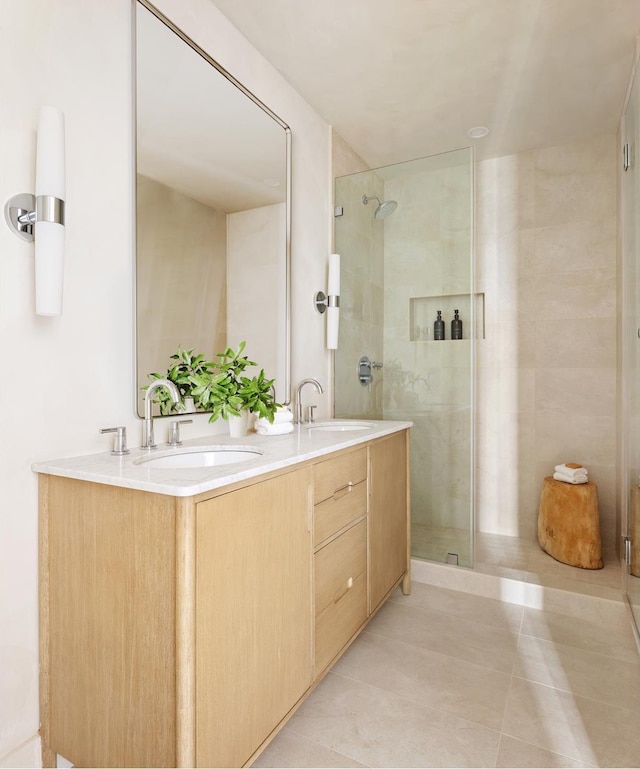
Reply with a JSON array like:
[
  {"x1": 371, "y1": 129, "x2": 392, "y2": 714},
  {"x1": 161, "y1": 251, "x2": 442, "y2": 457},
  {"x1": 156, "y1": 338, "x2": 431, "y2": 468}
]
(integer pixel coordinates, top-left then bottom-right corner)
[
  {"x1": 502, "y1": 677, "x2": 640, "y2": 767},
  {"x1": 495, "y1": 734, "x2": 594, "y2": 768},
  {"x1": 391, "y1": 580, "x2": 524, "y2": 631},
  {"x1": 514, "y1": 634, "x2": 640, "y2": 712},
  {"x1": 331, "y1": 630, "x2": 511, "y2": 730},
  {"x1": 520, "y1": 606, "x2": 639, "y2": 663},
  {"x1": 369, "y1": 597, "x2": 519, "y2": 673},
  {"x1": 251, "y1": 728, "x2": 367, "y2": 768},
  {"x1": 286, "y1": 672, "x2": 501, "y2": 768}
]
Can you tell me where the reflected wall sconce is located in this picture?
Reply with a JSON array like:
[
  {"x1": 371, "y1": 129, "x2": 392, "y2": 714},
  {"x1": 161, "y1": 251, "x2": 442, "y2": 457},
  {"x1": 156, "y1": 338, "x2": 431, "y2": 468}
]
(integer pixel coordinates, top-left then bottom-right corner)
[
  {"x1": 4, "y1": 106, "x2": 66, "y2": 316},
  {"x1": 314, "y1": 252, "x2": 340, "y2": 349}
]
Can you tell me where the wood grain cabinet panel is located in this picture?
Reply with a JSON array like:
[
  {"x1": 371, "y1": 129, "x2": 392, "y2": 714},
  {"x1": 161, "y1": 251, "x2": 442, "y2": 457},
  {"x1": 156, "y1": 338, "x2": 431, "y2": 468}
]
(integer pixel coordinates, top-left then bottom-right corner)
[
  {"x1": 314, "y1": 519, "x2": 367, "y2": 675},
  {"x1": 45, "y1": 478, "x2": 178, "y2": 768},
  {"x1": 369, "y1": 431, "x2": 409, "y2": 613},
  {"x1": 195, "y1": 468, "x2": 313, "y2": 768}
]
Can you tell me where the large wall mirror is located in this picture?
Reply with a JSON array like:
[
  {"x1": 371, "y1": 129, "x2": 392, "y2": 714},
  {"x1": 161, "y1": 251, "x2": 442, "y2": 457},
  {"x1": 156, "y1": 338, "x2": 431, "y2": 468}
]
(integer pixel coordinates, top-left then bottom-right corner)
[{"x1": 134, "y1": 0, "x2": 291, "y2": 417}]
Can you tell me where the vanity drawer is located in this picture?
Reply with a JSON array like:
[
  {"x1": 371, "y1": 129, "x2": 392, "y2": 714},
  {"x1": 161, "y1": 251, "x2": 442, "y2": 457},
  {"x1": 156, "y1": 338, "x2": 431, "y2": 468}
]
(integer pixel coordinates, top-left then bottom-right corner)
[
  {"x1": 314, "y1": 520, "x2": 367, "y2": 675},
  {"x1": 313, "y1": 448, "x2": 367, "y2": 505},
  {"x1": 313, "y1": 448, "x2": 367, "y2": 545},
  {"x1": 313, "y1": 479, "x2": 367, "y2": 546}
]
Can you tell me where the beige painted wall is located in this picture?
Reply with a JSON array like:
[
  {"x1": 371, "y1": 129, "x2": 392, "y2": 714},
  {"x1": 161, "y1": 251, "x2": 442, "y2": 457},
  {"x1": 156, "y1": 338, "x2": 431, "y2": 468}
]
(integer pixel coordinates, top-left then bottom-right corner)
[
  {"x1": 227, "y1": 203, "x2": 287, "y2": 400},
  {"x1": 136, "y1": 174, "x2": 227, "y2": 409},
  {"x1": 0, "y1": 1, "x2": 330, "y2": 765}
]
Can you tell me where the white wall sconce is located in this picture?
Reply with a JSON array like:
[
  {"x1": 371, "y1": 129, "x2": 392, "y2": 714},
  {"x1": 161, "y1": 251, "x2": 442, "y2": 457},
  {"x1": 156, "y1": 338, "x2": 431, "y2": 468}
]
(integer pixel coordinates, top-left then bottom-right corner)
[
  {"x1": 314, "y1": 252, "x2": 340, "y2": 349},
  {"x1": 4, "y1": 106, "x2": 66, "y2": 316}
]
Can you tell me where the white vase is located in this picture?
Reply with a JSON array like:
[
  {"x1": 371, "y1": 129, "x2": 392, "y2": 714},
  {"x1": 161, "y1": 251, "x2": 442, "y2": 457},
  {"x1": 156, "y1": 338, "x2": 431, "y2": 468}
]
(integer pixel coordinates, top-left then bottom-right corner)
[
  {"x1": 228, "y1": 410, "x2": 249, "y2": 438},
  {"x1": 183, "y1": 397, "x2": 196, "y2": 413}
]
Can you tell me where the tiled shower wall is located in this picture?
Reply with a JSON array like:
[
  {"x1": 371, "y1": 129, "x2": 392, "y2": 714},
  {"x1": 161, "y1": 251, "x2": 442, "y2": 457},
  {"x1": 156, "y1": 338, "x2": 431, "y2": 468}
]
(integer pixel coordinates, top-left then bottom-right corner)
[{"x1": 476, "y1": 134, "x2": 618, "y2": 548}]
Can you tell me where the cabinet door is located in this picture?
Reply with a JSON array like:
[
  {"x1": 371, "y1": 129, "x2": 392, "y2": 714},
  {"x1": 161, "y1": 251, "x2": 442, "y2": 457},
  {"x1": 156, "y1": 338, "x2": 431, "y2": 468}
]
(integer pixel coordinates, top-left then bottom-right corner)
[
  {"x1": 195, "y1": 468, "x2": 313, "y2": 768},
  {"x1": 369, "y1": 431, "x2": 409, "y2": 613}
]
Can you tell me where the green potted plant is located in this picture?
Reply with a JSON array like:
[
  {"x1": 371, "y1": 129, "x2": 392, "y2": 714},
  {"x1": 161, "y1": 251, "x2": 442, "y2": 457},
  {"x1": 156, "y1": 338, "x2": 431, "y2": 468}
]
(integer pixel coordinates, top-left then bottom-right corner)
[{"x1": 192, "y1": 342, "x2": 278, "y2": 435}]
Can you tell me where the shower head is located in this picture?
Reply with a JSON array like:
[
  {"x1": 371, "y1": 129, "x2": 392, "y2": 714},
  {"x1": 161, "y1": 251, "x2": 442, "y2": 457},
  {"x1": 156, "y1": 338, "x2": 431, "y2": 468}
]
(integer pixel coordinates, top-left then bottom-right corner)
[{"x1": 362, "y1": 194, "x2": 398, "y2": 219}]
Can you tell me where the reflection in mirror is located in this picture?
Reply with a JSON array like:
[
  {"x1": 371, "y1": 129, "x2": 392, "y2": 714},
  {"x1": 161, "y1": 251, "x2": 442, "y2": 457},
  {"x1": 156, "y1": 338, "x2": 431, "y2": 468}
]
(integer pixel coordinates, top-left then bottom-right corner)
[{"x1": 134, "y1": 0, "x2": 290, "y2": 417}]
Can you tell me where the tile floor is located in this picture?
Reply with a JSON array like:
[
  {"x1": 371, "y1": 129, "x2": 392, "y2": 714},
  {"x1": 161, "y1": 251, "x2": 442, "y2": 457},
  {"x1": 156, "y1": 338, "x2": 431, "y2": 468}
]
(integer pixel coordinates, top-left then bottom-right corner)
[{"x1": 252, "y1": 534, "x2": 640, "y2": 768}]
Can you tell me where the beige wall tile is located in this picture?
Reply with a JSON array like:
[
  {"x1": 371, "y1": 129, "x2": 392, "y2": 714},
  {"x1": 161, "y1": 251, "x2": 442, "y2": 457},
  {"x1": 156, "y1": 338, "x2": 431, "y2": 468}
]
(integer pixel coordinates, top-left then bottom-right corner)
[
  {"x1": 535, "y1": 367, "x2": 616, "y2": 416},
  {"x1": 534, "y1": 318, "x2": 616, "y2": 368},
  {"x1": 534, "y1": 216, "x2": 616, "y2": 274}
]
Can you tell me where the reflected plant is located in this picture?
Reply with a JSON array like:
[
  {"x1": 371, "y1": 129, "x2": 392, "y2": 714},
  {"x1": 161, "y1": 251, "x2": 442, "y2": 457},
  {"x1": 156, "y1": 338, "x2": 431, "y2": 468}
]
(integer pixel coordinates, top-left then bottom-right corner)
[
  {"x1": 143, "y1": 342, "x2": 278, "y2": 423},
  {"x1": 144, "y1": 346, "x2": 215, "y2": 415},
  {"x1": 384, "y1": 359, "x2": 429, "y2": 409}
]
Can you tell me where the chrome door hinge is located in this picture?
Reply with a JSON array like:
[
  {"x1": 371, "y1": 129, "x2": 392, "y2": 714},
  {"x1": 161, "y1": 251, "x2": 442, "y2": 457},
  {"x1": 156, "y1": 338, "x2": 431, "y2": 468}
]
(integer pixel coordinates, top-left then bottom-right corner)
[
  {"x1": 624, "y1": 535, "x2": 632, "y2": 565},
  {"x1": 623, "y1": 142, "x2": 632, "y2": 172}
]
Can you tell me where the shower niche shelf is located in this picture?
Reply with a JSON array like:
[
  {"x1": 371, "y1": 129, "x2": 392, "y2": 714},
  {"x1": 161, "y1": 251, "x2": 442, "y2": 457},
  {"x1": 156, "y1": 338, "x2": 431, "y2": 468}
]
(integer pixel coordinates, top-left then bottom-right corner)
[{"x1": 410, "y1": 293, "x2": 485, "y2": 341}]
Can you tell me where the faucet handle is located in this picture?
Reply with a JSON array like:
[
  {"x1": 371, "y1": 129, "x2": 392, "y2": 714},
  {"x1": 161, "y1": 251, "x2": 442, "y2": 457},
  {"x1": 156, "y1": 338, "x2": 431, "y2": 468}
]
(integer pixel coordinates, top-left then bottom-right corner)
[
  {"x1": 167, "y1": 419, "x2": 193, "y2": 447},
  {"x1": 99, "y1": 426, "x2": 129, "y2": 456},
  {"x1": 306, "y1": 405, "x2": 317, "y2": 423}
]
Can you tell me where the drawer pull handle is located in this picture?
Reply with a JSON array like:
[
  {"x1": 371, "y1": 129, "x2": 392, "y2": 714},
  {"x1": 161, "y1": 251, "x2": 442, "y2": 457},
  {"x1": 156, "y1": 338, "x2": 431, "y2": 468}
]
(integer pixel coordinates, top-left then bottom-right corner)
[
  {"x1": 334, "y1": 576, "x2": 354, "y2": 604},
  {"x1": 333, "y1": 482, "x2": 354, "y2": 501}
]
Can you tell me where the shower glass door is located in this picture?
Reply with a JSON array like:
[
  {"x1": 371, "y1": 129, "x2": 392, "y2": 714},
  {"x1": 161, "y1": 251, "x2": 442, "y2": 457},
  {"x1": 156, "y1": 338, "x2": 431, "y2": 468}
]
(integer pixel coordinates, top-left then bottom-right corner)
[
  {"x1": 334, "y1": 148, "x2": 475, "y2": 566},
  {"x1": 623, "y1": 63, "x2": 640, "y2": 636}
]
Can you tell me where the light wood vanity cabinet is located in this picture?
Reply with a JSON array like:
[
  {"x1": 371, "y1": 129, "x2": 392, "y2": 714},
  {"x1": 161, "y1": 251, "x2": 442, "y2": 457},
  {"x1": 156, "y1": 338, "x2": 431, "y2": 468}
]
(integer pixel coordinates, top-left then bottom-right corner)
[{"x1": 39, "y1": 429, "x2": 409, "y2": 768}]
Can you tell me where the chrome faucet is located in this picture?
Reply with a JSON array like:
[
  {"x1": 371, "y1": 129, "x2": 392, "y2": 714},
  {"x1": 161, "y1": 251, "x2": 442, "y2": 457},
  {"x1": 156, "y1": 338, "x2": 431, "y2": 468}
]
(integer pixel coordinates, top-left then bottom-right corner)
[
  {"x1": 142, "y1": 378, "x2": 180, "y2": 449},
  {"x1": 295, "y1": 378, "x2": 323, "y2": 424}
]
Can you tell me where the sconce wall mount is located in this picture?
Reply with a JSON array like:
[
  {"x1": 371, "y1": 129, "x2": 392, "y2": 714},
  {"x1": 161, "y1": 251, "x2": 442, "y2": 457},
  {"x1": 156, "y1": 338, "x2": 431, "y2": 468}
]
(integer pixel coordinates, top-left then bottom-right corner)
[
  {"x1": 5, "y1": 192, "x2": 65, "y2": 241},
  {"x1": 314, "y1": 253, "x2": 341, "y2": 350},
  {"x1": 313, "y1": 290, "x2": 340, "y2": 314},
  {"x1": 4, "y1": 106, "x2": 66, "y2": 316}
]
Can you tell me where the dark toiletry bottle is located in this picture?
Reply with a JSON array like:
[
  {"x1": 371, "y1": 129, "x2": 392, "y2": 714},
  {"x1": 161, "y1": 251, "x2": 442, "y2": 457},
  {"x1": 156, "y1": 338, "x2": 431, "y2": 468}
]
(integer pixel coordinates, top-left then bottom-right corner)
[
  {"x1": 451, "y1": 309, "x2": 463, "y2": 340},
  {"x1": 434, "y1": 310, "x2": 445, "y2": 340}
]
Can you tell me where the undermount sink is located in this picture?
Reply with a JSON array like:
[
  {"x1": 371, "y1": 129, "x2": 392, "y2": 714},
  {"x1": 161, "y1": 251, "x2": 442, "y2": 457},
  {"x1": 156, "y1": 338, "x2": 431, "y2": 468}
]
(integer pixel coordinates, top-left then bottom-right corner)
[
  {"x1": 135, "y1": 445, "x2": 264, "y2": 469},
  {"x1": 306, "y1": 420, "x2": 376, "y2": 432}
]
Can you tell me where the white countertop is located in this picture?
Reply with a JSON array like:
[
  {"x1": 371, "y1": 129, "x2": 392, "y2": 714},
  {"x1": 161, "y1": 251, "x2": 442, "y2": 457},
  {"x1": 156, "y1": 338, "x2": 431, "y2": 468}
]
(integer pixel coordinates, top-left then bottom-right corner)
[{"x1": 32, "y1": 420, "x2": 412, "y2": 497}]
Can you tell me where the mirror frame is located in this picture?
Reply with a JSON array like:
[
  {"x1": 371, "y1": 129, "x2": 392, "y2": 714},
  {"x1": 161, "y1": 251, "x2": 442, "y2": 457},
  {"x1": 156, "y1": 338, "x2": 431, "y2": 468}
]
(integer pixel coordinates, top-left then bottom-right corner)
[{"x1": 132, "y1": 0, "x2": 292, "y2": 416}]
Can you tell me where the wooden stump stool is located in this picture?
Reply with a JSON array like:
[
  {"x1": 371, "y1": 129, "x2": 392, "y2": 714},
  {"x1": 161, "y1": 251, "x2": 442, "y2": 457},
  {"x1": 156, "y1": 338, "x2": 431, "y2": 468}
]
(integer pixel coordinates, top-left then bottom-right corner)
[{"x1": 537, "y1": 476, "x2": 603, "y2": 569}]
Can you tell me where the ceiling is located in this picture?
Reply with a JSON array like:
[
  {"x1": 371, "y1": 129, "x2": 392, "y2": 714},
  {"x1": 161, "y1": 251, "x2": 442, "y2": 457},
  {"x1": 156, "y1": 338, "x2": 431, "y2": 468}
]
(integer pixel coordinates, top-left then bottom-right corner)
[{"x1": 210, "y1": 0, "x2": 640, "y2": 167}]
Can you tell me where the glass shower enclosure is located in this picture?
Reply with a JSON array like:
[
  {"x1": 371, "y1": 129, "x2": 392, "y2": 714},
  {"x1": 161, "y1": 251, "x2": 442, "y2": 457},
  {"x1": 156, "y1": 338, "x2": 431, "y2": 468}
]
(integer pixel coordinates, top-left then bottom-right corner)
[
  {"x1": 622, "y1": 62, "x2": 640, "y2": 637},
  {"x1": 334, "y1": 148, "x2": 475, "y2": 566}
]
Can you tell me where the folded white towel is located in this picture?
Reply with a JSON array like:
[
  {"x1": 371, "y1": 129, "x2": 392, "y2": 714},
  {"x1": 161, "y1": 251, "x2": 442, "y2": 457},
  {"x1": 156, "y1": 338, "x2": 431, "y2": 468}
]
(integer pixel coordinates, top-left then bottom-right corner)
[
  {"x1": 271, "y1": 407, "x2": 293, "y2": 424},
  {"x1": 553, "y1": 471, "x2": 588, "y2": 484},
  {"x1": 554, "y1": 463, "x2": 586, "y2": 478},
  {"x1": 255, "y1": 409, "x2": 293, "y2": 432},
  {"x1": 256, "y1": 422, "x2": 294, "y2": 436}
]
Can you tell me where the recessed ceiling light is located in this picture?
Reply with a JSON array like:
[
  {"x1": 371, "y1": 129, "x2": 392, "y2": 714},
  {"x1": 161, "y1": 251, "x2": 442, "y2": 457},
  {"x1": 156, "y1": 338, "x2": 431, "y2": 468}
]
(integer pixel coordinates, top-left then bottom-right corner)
[
  {"x1": 467, "y1": 126, "x2": 490, "y2": 139},
  {"x1": 263, "y1": 177, "x2": 281, "y2": 187}
]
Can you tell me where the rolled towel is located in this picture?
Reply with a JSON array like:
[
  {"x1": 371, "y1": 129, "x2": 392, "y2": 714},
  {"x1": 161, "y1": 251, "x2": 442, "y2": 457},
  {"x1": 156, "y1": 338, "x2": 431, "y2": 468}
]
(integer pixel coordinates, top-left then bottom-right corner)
[
  {"x1": 553, "y1": 471, "x2": 588, "y2": 484},
  {"x1": 256, "y1": 422, "x2": 294, "y2": 436}
]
